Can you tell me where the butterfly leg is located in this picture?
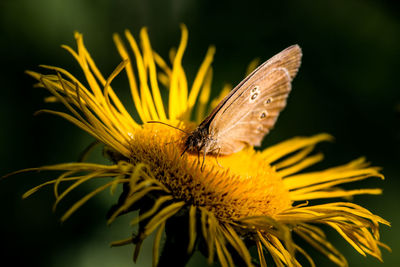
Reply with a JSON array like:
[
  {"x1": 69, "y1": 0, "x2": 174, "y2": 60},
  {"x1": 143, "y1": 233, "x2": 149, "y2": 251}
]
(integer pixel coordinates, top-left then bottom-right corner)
[
  {"x1": 180, "y1": 145, "x2": 189, "y2": 157},
  {"x1": 195, "y1": 144, "x2": 206, "y2": 171},
  {"x1": 201, "y1": 149, "x2": 206, "y2": 171},
  {"x1": 207, "y1": 146, "x2": 222, "y2": 167},
  {"x1": 215, "y1": 147, "x2": 222, "y2": 167},
  {"x1": 197, "y1": 148, "x2": 201, "y2": 162}
]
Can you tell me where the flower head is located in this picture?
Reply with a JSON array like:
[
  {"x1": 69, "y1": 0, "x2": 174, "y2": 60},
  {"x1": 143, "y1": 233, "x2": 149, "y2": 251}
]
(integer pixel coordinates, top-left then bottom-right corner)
[{"x1": 18, "y1": 25, "x2": 389, "y2": 266}]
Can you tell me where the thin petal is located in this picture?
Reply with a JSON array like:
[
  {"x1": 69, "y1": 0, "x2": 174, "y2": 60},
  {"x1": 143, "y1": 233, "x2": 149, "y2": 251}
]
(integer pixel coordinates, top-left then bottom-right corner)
[
  {"x1": 169, "y1": 24, "x2": 188, "y2": 120},
  {"x1": 187, "y1": 45, "x2": 216, "y2": 119},
  {"x1": 140, "y1": 28, "x2": 167, "y2": 120}
]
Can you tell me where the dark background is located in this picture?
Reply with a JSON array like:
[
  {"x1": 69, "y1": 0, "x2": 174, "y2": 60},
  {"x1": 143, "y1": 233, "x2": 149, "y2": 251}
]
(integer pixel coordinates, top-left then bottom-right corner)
[{"x1": 1, "y1": 0, "x2": 399, "y2": 266}]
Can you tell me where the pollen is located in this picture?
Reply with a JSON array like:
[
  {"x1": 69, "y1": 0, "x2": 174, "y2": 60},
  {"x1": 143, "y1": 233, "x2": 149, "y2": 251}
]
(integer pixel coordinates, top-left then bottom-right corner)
[{"x1": 129, "y1": 122, "x2": 291, "y2": 220}]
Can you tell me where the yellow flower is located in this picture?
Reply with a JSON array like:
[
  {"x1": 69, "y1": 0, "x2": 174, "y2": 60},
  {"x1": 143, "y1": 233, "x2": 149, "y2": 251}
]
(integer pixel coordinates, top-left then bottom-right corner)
[{"x1": 17, "y1": 25, "x2": 389, "y2": 266}]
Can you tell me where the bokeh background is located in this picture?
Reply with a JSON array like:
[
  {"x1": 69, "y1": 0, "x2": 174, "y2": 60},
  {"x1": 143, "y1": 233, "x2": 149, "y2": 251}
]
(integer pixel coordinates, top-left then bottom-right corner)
[{"x1": 1, "y1": 0, "x2": 399, "y2": 266}]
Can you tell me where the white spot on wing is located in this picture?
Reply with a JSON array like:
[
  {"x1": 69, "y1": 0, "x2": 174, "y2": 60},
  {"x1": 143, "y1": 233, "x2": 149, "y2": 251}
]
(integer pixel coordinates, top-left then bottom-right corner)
[{"x1": 249, "y1": 85, "x2": 260, "y2": 103}]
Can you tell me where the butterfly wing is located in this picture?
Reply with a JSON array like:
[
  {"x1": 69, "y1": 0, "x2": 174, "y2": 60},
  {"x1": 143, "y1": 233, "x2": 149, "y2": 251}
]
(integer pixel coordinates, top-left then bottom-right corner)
[
  {"x1": 199, "y1": 45, "x2": 302, "y2": 128},
  {"x1": 205, "y1": 45, "x2": 302, "y2": 154},
  {"x1": 213, "y1": 68, "x2": 291, "y2": 154}
]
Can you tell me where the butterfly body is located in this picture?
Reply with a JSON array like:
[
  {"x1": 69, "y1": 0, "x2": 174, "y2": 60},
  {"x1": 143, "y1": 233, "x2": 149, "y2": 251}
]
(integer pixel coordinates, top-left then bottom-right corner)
[
  {"x1": 183, "y1": 45, "x2": 302, "y2": 163},
  {"x1": 184, "y1": 125, "x2": 217, "y2": 156}
]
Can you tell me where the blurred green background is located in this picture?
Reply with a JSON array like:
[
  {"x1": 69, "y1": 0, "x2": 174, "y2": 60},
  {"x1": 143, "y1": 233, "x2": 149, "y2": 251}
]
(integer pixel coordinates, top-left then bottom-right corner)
[{"x1": 1, "y1": 0, "x2": 399, "y2": 266}]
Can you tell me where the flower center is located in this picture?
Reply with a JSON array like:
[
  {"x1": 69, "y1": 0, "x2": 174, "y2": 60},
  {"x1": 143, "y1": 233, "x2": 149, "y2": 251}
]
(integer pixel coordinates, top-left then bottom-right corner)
[{"x1": 128, "y1": 122, "x2": 292, "y2": 220}]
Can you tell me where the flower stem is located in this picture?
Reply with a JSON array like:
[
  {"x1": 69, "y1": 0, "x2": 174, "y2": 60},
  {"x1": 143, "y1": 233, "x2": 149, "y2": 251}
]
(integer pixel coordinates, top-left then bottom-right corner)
[{"x1": 158, "y1": 207, "x2": 194, "y2": 267}]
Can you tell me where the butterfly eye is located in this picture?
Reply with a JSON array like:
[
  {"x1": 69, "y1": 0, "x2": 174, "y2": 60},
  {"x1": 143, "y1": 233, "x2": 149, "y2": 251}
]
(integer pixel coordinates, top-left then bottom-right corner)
[{"x1": 265, "y1": 98, "x2": 273, "y2": 105}]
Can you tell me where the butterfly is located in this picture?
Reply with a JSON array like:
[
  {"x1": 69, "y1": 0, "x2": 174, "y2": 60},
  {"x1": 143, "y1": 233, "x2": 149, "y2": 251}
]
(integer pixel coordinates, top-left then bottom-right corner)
[{"x1": 181, "y1": 45, "x2": 302, "y2": 167}]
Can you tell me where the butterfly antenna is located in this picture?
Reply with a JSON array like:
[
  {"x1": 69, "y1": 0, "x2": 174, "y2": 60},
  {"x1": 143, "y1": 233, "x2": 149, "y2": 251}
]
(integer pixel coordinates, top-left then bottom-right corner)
[{"x1": 146, "y1": 121, "x2": 190, "y2": 135}]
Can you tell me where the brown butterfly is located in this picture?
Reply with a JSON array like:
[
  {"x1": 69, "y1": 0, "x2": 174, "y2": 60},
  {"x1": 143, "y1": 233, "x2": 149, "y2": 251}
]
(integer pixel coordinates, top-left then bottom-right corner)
[{"x1": 182, "y1": 45, "x2": 302, "y2": 166}]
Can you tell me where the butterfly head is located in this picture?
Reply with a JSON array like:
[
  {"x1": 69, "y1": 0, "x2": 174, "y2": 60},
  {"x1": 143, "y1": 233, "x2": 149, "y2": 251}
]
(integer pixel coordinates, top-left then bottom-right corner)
[
  {"x1": 184, "y1": 126, "x2": 212, "y2": 154},
  {"x1": 183, "y1": 126, "x2": 219, "y2": 170}
]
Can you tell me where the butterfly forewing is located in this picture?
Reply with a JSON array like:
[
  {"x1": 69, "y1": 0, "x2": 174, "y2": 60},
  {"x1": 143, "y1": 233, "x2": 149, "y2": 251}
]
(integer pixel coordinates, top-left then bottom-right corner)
[
  {"x1": 206, "y1": 45, "x2": 302, "y2": 154},
  {"x1": 200, "y1": 45, "x2": 301, "y2": 128},
  {"x1": 211, "y1": 68, "x2": 292, "y2": 154}
]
